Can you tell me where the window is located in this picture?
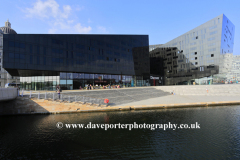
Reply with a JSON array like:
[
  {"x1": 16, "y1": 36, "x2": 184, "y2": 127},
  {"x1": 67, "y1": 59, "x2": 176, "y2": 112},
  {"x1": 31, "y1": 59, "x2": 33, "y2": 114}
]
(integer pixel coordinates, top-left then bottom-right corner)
[
  {"x1": 195, "y1": 52, "x2": 197, "y2": 55},
  {"x1": 208, "y1": 48, "x2": 216, "y2": 52},
  {"x1": 89, "y1": 46, "x2": 94, "y2": 51},
  {"x1": 208, "y1": 37, "x2": 215, "y2": 41},
  {"x1": 195, "y1": 62, "x2": 198, "y2": 65},
  {"x1": 30, "y1": 55, "x2": 33, "y2": 64},
  {"x1": 37, "y1": 56, "x2": 40, "y2": 65},
  {"x1": 210, "y1": 31, "x2": 217, "y2": 35},
  {"x1": 8, "y1": 41, "x2": 14, "y2": 47},
  {"x1": 200, "y1": 66, "x2": 204, "y2": 71},
  {"x1": 190, "y1": 47, "x2": 197, "y2": 51},
  {"x1": 195, "y1": 57, "x2": 197, "y2": 60},
  {"x1": 76, "y1": 44, "x2": 85, "y2": 49},
  {"x1": 52, "y1": 39, "x2": 63, "y2": 45},
  {"x1": 106, "y1": 43, "x2": 113, "y2": 48},
  {"x1": 209, "y1": 25, "x2": 217, "y2": 30},
  {"x1": 30, "y1": 45, "x2": 32, "y2": 54},
  {"x1": 52, "y1": 48, "x2": 63, "y2": 54},
  {"x1": 37, "y1": 46, "x2": 40, "y2": 54},
  {"x1": 20, "y1": 54, "x2": 25, "y2": 60},
  {"x1": 43, "y1": 47, "x2": 46, "y2": 55},
  {"x1": 43, "y1": 57, "x2": 46, "y2": 65},
  {"x1": 211, "y1": 54, "x2": 214, "y2": 57}
]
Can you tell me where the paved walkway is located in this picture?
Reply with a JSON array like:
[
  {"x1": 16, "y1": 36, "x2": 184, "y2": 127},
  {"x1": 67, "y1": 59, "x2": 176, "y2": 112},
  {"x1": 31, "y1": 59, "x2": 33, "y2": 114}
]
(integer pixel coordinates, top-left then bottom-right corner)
[
  {"x1": 21, "y1": 84, "x2": 240, "y2": 111},
  {"x1": 119, "y1": 95, "x2": 240, "y2": 106}
]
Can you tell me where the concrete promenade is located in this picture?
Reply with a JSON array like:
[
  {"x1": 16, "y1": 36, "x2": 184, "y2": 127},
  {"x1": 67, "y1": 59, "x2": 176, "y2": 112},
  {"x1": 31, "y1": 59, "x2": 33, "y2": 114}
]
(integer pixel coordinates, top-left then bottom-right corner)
[
  {"x1": 1, "y1": 84, "x2": 240, "y2": 115},
  {"x1": 120, "y1": 95, "x2": 240, "y2": 107}
]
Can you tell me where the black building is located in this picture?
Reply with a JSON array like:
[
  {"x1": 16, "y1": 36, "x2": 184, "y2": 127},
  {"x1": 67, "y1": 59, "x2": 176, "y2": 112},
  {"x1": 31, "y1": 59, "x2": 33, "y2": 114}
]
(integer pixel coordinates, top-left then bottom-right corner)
[
  {"x1": 150, "y1": 47, "x2": 219, "y2": 85},
  {"x1": 3, "y1": 34, "x2": 150, "y2": 90}
]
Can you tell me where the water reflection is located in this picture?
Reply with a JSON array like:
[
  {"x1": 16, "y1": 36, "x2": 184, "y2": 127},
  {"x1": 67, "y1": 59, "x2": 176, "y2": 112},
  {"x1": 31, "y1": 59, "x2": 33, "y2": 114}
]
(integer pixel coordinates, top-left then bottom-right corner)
[{"x1": 1, "y1": 106, "x2": 240, "y2": 159}]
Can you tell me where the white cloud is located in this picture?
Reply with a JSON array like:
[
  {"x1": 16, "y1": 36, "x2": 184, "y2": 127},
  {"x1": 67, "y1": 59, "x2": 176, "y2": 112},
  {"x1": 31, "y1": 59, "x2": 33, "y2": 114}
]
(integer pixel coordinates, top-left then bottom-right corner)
[
  {"x1": 24, "y1": 0, "x2": 91, "y2": 33},
  {"x1": 74, "y1": 23, "x2": 92, "y2": 33},
  {"x1": 25, "y1": 0, "x2": 61, "y2": 19}
]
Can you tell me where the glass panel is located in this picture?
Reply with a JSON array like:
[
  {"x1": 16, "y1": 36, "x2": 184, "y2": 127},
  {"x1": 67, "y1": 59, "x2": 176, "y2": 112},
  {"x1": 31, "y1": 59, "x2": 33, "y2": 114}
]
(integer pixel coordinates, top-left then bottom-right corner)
[{"x1": 67, "y1": 73, "x2": 72, "y2": 79}]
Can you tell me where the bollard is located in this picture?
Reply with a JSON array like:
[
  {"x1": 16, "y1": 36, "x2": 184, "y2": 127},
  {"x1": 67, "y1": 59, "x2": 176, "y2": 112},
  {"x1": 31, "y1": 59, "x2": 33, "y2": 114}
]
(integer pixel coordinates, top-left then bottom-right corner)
[
  {"x1": 21, "y1": 89, "x2": 24, "y2": 97},
  {"x1": 68, "y1": 96, "x2": 70, "y2": 103},
  {"x1": 75, "y1": 95, "x2": 76, "y2": 102},
  {"x1": 61, "y1": 94, "x2": 63, "y2": 102},
  {"x1": 30, "y1": 91, "x2": 32, "y2": 98},
  {"x1": 38, "y1": 92, "x2": 40, "y2": 99},
  {"x1": 53, "y1": 93, "x2": 55, "y2": 101},
  {"x1": 45, "y1": 92, "x2": 47, "y2": 99}
]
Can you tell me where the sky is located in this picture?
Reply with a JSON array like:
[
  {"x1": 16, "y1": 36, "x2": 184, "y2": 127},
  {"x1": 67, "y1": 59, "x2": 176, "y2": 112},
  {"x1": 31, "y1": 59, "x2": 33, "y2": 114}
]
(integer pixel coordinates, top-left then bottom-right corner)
[{"x1": 0, "y1": 0, "x2": 240, "y2": 55}]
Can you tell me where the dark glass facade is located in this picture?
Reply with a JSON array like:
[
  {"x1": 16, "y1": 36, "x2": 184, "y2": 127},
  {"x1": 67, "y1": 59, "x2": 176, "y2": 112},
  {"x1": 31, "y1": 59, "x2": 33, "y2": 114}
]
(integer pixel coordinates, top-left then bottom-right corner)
[
  {"x1": 149, "y1": 14, "x2": 234, "y2": 85},
  {"x1": 3, "y1": 34, "x2": 150, "y2": 90},
  {"x1": 150, "y1": 47, "x2": 219, "y2": 85}
]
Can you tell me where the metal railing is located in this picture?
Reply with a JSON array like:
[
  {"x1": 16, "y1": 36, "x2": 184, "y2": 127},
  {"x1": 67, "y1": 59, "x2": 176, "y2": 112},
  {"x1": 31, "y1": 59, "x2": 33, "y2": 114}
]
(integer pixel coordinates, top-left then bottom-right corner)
[{"x1": 21, "y1": 90, "x2": 106, "y2": 106}]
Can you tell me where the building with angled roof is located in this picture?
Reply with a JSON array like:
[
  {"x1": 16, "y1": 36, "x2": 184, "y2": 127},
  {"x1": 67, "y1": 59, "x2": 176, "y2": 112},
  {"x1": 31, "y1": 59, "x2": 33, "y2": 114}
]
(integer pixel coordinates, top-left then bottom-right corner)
[{"x1": 149, "y1": 14, "x2": 236, "y2": 85}]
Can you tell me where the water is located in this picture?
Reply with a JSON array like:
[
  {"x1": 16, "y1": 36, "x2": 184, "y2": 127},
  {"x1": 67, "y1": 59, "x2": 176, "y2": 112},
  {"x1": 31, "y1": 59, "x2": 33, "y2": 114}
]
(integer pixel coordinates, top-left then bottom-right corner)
[{"x1": 1, "y1": 106, "x2": 240, "y2": 159}]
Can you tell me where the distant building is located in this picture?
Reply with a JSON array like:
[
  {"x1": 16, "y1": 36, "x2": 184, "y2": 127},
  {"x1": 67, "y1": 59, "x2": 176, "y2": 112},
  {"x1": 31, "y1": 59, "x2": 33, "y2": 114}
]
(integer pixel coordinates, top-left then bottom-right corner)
[
  {"x1": 0, "y1": 20, "x2": 19, "y2": 88},
  {"x1": 221, "y1": 54, "x2": 240, "y2": 82},
  {"x1": 150, "y1": 14, "x2": 236, "y2": 85}
]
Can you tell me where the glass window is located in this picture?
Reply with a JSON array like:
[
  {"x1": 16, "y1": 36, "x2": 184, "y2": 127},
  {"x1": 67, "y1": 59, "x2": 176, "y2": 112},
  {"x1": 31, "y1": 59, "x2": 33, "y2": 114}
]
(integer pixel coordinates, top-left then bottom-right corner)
[
  {"x1": 79, "y1": 73, "x2": 84, "y2": 79},
  {"x1": 84, "y1": 74, "x2": 90, "y2": 79},
  {"x1": 60, "y1": 72, "x2": 67, "y2": 79},
  {"x1": 60, "y1": 80, "x2": 66, "y2": 84},
  {"x1": 43, "y1": 47, "x2": 46, "y2": 55},
  {"x1": 67, "y1": 80, "x2": 73, "y2": 84},
  {"x1": 30, "y1": 45, "x2": 32, "y2": 54},
  {"x1": 89, "y1": 74, "x2": 94, "y2": 79},
  {"x1": 67, "y1": 73, "x2": 72, "y2": 79},
  {"x1": 30, "y1": 55, "x2": 33, "y2": 64},
  {"x1": 9, "y1": 53, "x2": 14, "y2": 59},
  {"x1": 37, "y1": 46, "x2": 40, "y2": 54}
]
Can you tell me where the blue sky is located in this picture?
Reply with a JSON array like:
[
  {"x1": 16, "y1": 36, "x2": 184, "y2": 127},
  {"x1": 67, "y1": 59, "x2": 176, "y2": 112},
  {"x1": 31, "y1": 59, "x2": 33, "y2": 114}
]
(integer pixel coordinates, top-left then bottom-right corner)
[{"x1": 0, "y1": 0, "x2": 239, "y2": 55}]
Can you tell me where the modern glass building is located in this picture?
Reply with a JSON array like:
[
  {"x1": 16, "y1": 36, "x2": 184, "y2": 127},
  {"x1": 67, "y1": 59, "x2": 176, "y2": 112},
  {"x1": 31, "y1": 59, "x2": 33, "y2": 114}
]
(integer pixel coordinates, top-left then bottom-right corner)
[
  {"x1": 2, "y1": 34, "x2": 150, "y2": 90},
  {"x1": 150, "y1": 14, "x2": 235, "y2": 85}
]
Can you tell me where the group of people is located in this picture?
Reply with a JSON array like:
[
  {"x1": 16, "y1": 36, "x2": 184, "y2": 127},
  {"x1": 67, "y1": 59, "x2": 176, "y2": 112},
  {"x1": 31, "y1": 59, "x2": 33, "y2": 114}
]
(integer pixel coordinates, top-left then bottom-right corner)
[
  {"x1": 102, "y1": 85, "x2": 120, "y2": 89},
  {"x1": 86, "y1": 84, "x2": 94, "y2": 90},
  {"x1": 85, "y1": 84, "x2": 121, "y2": 90}
]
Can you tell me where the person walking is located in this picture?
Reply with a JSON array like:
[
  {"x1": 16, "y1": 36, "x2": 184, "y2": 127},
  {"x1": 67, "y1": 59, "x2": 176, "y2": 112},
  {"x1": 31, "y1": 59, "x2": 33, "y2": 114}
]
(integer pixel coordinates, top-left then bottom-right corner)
[{"x1": 57, "y1": 88, "x2": 61, "y2": 99}]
